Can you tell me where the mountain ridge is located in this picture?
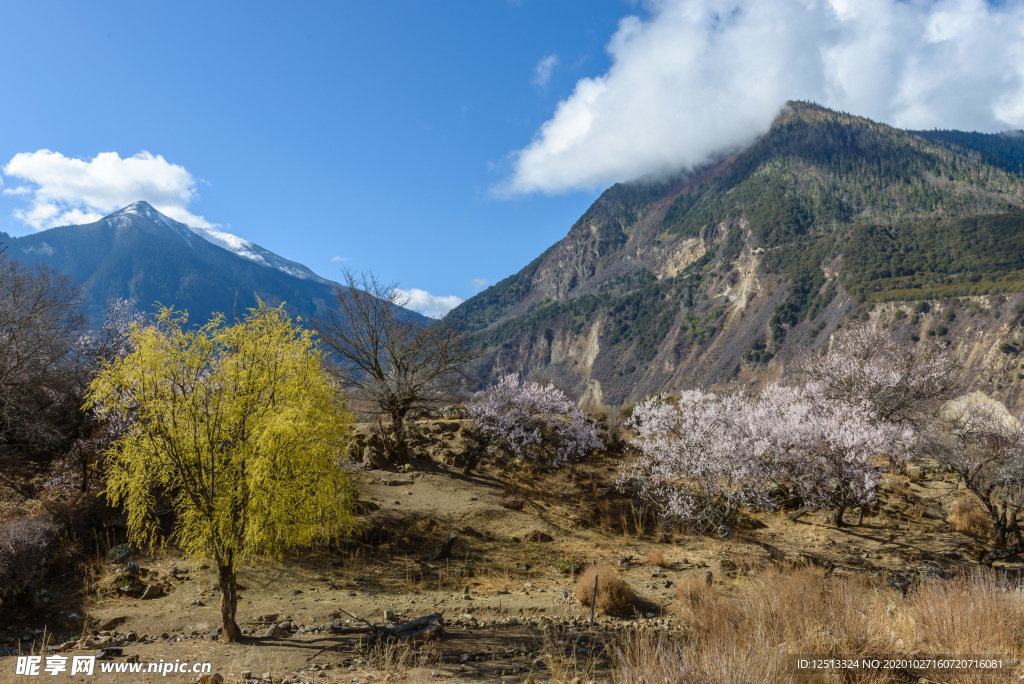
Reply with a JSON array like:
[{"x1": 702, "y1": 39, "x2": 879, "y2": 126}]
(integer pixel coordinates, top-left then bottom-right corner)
[
  {"x1": 2, "y1": 202, "x2": 428, "y2": 327},
  {"x1": 451, "y1": 102, "x2": 1024, "y2": 408}
]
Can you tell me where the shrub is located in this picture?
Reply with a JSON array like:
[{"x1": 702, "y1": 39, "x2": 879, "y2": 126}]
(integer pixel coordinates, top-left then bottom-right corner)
[
  {"x1": 574, "y1": 564, "x2": 638, "y2": 617},
  {"x1": 621, "y1": 391, "x2": 776, "y2": 532},
  {"x1": 468, "y1": 374, "x2": 602, "y2": 468},
  {"x1": 647, "y1": 548, "x2": 670, "y2": 568},
  {"x1": 0, "y1": 518, "x2": 57, "y2": 592}
]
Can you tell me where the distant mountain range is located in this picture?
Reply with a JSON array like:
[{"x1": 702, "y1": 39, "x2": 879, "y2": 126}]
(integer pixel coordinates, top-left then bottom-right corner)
[
  {"x1": 451, "y1": 102, "x2": 1024, "y2": 408},
  {"x1": 0, "y1": 201, "x2": 427, "y2": 326}
]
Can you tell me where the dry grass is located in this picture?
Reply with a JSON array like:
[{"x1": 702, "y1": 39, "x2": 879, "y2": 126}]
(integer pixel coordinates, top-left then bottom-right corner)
[
  {"x1": 500, "y1": 495, "x2": 525, "y2": 511},
  {"x1": 575, "y1": 563, "x2": 638, "y2": 617},
  {"x1": 364, "y1": 640, "x2": 439, "y2": 683},
  {"x1": 947, "y1": 492, "x2": 991, "y2": 539},
  {"x1": 539, "y1": 633, "x2": 602, "y2": 684},
  {"x1": 646, "y1": 548, "x2": 670, "y2": 568},
  {"x1": 614, "y1": 566, "x2": 1023, "y2": 683}
]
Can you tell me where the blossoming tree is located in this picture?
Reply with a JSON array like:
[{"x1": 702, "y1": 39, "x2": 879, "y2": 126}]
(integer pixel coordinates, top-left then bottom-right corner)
[{"x1": 468, "y1": 374, "x2": 602, "y2": 469}]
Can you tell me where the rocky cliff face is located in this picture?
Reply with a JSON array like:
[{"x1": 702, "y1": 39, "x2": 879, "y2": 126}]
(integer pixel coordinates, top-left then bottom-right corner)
[{"x1": 450, "y1": 103, "x2": 1024, "y2": 408}]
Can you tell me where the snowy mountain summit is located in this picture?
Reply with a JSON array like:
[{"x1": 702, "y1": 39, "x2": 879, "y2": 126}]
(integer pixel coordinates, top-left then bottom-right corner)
[{"x1": 115, "y1": 201, "x2": 332, "y2": 284}]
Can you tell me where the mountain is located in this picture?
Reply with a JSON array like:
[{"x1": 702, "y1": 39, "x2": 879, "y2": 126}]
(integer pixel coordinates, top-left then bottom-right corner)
[
  {"x1": 120, "y1": 201, "x2": 334, "y2": 284},
  {"x1": 450, "y1": 102, "x2": 1024, "y2": 408},
  {"x1": 0, "y1": 201, "x2": 426, "y2": 326}
]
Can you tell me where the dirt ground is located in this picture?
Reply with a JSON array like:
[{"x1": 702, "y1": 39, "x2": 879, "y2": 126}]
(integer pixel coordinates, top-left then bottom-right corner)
[{"x1": 2, "y1": 443, "x2": 1019, "y2": 683}]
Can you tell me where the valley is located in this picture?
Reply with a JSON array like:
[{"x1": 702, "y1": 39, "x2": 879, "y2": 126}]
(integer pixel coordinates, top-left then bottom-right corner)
[{"x1": 5, "y1": 103, "x2": 1024, "y2": 683}]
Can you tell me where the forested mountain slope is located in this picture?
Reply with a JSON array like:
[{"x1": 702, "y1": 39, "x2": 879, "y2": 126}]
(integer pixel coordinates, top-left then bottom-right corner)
[{"x1": 449, "y1": 102, "x2": 1024, "y2": 407}]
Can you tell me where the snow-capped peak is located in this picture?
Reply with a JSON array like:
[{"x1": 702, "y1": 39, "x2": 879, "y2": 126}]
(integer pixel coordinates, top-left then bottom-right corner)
[{"x1": 107, "y1": 202, "x2": 331, "y2": 284}]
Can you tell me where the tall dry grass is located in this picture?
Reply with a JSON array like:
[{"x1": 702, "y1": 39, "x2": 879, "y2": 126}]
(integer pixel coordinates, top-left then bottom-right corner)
[
  {"x1": 613, "y1": 566, "x2": 1024, "y2": 683},
  {"x1": 947, "y1": 492, "x2": 991, "y2": 539}
]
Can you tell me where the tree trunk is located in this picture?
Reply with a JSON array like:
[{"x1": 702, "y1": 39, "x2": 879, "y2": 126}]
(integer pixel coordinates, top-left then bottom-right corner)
[
  {"x1": 833, "y1": 506, "x2": 846, "y2": 527},
  {"x1": 857, "y1": 506, "x2": 865, "y2": 526},
  {"x1": 219, "y1": 562, "x2": 242, "y2": 642},
  {"x1": 389, "y1": 411, "x2": 409, "y2": 465},
  {"x1": 993, "y1": 505, "x2": 1008, "y2": 550}
]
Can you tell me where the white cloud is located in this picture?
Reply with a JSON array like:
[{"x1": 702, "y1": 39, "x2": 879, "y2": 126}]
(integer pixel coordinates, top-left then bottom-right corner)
[
  {"x1": 501, "y1": 0, "x2": 1024, "y2": 196},
  {"x1": 330, "y1": 256, "x2": 348, "y2": 262},
  {"x1": 2, "y1": 149, "x2": 213, "y2": 230},
  {"x1": 532, "y1": 53, "x2": 559, "y2": 88},
  {"x1": 397, "y1": 288, "x2": 464, "y2": 319},
  {"x1": 22, "y1": 242, "x2": 54, "y2": 256},
  {"x1": 469, "y1": 277, "x2": 491, "y2": 293}
]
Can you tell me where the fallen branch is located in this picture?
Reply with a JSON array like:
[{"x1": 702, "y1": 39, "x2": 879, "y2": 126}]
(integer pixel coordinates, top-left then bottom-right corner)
[
  {"x1": 788, "y1": 507, "x2": 819, "y2": 523},
  {"x1": 364, "y1": 612, "x2": 445, "y2": 647}
]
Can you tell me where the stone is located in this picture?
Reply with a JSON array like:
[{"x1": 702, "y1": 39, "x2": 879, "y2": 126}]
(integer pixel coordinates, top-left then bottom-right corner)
[
  {"x1": 118, "y1": 580, "x2": 146, "y2": 598},
  {"x1": 383, "y1": 609, "x2": 397, "y2": 622},
  {"x1": 525, "y1": 530, "x2": 553, "y2": 543},
  {"x1": 262, "y1": 623, "x2": 287, "y2": 638},
  {"x1": 107, "y1": 544, "x2": 137, "y2": 562},
  {"x1": 141, "y1": 584, "x2": 164, "y2": 599},
  {"x1": 362, "y1": 446, "x2": 385, "y2": 469}
]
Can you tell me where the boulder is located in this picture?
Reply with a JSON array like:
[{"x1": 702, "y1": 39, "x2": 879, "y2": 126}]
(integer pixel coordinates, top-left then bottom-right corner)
[{"x1": 362, "y1": 446, "x2": 385, "y2": 469}]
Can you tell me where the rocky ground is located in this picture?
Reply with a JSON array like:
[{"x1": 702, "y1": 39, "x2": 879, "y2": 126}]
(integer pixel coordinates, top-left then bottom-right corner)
[{"x1": 1, "y1": 423, "x2": 1018, "y2": 683}]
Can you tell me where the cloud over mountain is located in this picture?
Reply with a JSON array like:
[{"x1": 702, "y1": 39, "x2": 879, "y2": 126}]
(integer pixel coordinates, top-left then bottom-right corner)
[
  {"x1": 2, "y1": 150, "x2": 213, "y2": 229},
  {"x1": 502, "y1": 0, "x2": 1024, "y2": 196}
]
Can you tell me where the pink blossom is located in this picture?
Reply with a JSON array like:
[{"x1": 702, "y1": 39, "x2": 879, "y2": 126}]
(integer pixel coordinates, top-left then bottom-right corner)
[{"x1": 468, "y1": 374, "x2": 602, "y2": 468}]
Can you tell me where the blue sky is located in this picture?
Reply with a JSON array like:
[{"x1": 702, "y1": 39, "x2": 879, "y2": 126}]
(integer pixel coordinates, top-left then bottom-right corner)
[
  {"x1": 0, "y1": 1, "x2": 629, "y2": 313},
  {"x1": 3, "y1": 0, "x2": 1024, "y2": 316}
]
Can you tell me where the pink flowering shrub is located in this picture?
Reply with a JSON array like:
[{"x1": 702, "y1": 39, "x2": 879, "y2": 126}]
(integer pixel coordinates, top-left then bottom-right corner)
[
  {"x1": 757, "y1": 382, "x2": 913, "y2": 524},
  {"x1": 801, "y1": 322, "x2": 959, "y2": 428},
  {"x1": 622, "y1": 383, "x2": 913, "y2": 531},
  {"x1": 468, "y1": 374, "x2": 602, "y2": 468},
  {"x1": 621, "y1": 390, "x2": 777, "y2": 533},
  {"x1": 59, "y1": 298, "x2": 146, "y2": 494}
]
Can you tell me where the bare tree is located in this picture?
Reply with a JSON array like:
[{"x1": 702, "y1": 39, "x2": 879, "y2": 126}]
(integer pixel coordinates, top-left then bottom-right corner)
[
  {"x1": 0, "y1": 253, "x2": 87, "y2": 466},
  {"x1": 314, "y1": 269, "x2": 476, "y2": 464}
]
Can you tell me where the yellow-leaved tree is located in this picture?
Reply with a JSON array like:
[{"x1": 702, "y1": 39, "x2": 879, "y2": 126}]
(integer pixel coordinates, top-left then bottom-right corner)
[{"x1": 85, "y1": 302, "x2": 360, "y2": 641}]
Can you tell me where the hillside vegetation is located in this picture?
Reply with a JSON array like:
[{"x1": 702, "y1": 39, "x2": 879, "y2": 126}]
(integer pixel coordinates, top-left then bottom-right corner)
[{"x1": 449, "y1": 102, "x2": 1024, "y2": 407}]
